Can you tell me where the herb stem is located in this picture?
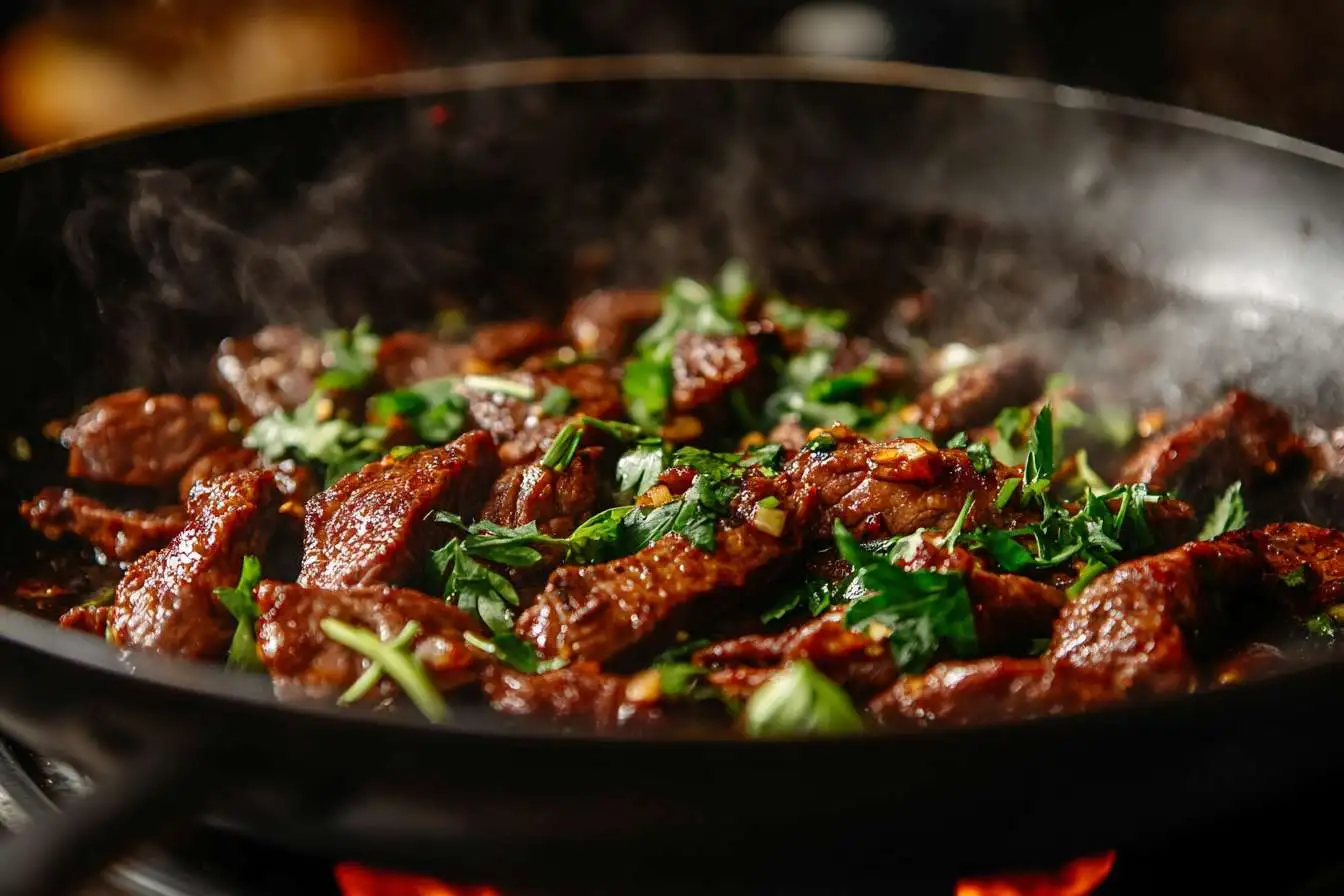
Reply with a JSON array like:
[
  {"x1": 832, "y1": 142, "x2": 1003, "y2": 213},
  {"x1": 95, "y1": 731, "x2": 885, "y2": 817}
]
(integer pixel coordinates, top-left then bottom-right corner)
[
  {"x1": 337, "y1": 620, "x2": 421, "y2": 704},
  {"x1": 320, "y1": 618, "x2": 449, "y2": 722}
]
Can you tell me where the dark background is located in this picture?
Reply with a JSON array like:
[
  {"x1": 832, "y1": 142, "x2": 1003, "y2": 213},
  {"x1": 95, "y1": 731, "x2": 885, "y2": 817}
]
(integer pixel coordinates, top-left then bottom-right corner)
[{"x1": 1, "y1": 1, "x2": 1340, "y2": 154}]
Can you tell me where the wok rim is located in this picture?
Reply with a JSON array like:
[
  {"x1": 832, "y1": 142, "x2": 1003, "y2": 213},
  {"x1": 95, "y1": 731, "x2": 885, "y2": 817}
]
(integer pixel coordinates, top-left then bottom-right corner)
[{"x1": 1, "y1": 52, "x2": 1343, "y2": 750}]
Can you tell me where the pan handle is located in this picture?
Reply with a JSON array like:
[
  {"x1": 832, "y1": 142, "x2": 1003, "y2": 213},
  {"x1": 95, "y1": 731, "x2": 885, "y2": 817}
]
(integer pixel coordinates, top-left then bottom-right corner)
[{"x1": 0, "y1": 731, "x2": 222, "y2": 896}]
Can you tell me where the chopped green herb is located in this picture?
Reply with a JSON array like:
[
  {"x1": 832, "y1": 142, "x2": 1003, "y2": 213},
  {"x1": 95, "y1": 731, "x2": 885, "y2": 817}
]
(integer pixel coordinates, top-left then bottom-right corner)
[
  {"x1": 1022, "y1": 403, "x2": 1055, "y2": 501},
  {"x1": 464, "y1": 631, "x2": 566, "y2": 674},
  {"x1": 540, "y1": 423, "x2": 583, "y2": 471},
  {"x1": 946, "y1": 432, "x2": 969, "y2": 449},
  {"x1": 430, "y1": 538, "x2": 522, "y2": 635},
  {"x1": 743, "y1": 660, "x2": 865, "y2": 737},
  {"x1": 990, "y1": 405, "x2": 1034, "y2": 466},
  {"x1": 1305, "y1": 613, "x2": 1335, "y2": 640},
  {"x1": 244, "y1": 391, "x2": 383, "y2": 480},
  {"x1": 994, "y1": 477, "x2": 1022, "y2": 510},
  {"x1": 212, "y1": 555, "x2": 264, "y2": 672},
  {"x1": 621, "y1": 354, "x2": 674, "y2": 432},
  {"x1": 338, "y1": 620, "x2": 420, "y2": 704},
  {"x1": 1072, "y1": 449, "x2": 1109, "y2": 495},
  {"x1": 539, "y1": 386, "x2": 575, "y2": 416},
  {"x1": 742, "y1": 442, "x2": 786, "y2": 475},
  {"x1": 315, "y1": 317, "x2": 381, "y2": 391},
  {"x1": 1199, "y1": 482, "x2": 1248, "y2": 540},
  {"x1": 564, "y1": 505, "x2": 637, "y2": 564},
  {"x1": 757, "y1": 496, "x2": 780, "y2": 510},
  {"x1": 941, "y1": 495, "x2": 974, "y2": 551},
  {"x1": 1281, "y1": 565, "x2": 1309, "y2": 588},
  {"x1": 965, "y1": 441, "x2": 995, "y2": 474},
  {"x1": 889, "y1": 421, "x2": 935, "y2": 442},
  {"x1": 367, "y1": 376, "x2": 469, "y2": 444},
  {"x1": 762, "y1": 297, "x2": 848, "y2": 346},
  {"x1": 579, "y1": 416, "x2": 647, "y2": 442},
  {"x1": 764, "y1": 347, "x2": 881, "y2": 431},
  {"x1": 1066, "y1": 560, "x2": 1108, "y2": 598},
  {"x1": 803, "y1": 432, "x2": 838, "y2": 453},
  {"x1": 320, "y1": 618, "x2": 448, "y2": 722},
  {"x1": 655, "y1": 662, "x2": 706, "y2": 697},
  {"x1": 616, "y1": 438, "x2": 669, "y2": 500},
  {"x1": 462, "y1": 374, "x2": 536, "y2": 401}
]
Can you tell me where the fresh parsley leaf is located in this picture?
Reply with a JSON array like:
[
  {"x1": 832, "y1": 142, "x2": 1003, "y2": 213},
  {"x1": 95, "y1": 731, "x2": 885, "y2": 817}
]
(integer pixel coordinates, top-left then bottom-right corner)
[
  {"x1": 620, "y1": 478, "x2": 721, "y2": 554},
  {"x1": 1199, "y1": 481, "x2": 1248, "y2": 540},
  {"x1": 622, "y1": 354, "x2": 674, "y2": 432},
  {"x1": 743, "y1": 660, "x2": 865, "y2": 737},
  {"x1": 946, "y1": 432, "x2": 969, "y2": 449},
  {"x1": 835, "y1": 522, "x2": 978, "y2": 674},
  {"x1": 616, "y1": 438, "x2": 669, "y2": 500},
  {"x1": 803, "y1": 431, "x2": 838, "y2": 453},
  {"x1": 539, "y1": 386, "x2": 575, "y2": 416},
  {"x1": 539, "y1": 423, "x2": 583, "y2": 471},
  {"x1": 742, "y1": 443, "x2": 786, "y2": 475},
  {"x1": 212, "y1": 555, "x2": 264, "y2": 672},
  {"x1": 965, "y1": 441, "x2": 994, "y2": 474},
  {"x1": 1022, "y1": 403, "x2": 1055, "y2": 500},
  {"x1": 990, "y1": 405, "x2": 1034, "y2": 466},
  {"x1": 1305, "y1": 613, "x2": 1335, "y2": 640},
  {"x1": 245, "y1": 391, "x2": 380, "y2": 470},
  {"x1": 764, "y1": 348, "x2": 880, "y2": 430},
  {"x1": 564, "y1": 505, "x2": 637, "y2": 564},
  {"x1": 320, "y1": 618, "x2": 448, "y2": 722},
  {"x1": 464, "y1": 631, "x2": 565, "y2": 674},
  {"x1": 315, "y1": 317, "x2": 381, "y2": 391},
  {"x1": 367, "y1": 377, "x2": 469, "y2": 445},
  {"x1": 433, "y1": 539, "x2": 520, "y2": 635}
]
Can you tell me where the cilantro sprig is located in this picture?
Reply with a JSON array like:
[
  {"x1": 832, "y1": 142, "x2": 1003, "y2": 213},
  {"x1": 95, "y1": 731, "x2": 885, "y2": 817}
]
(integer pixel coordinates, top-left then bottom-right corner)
[
  {"x1": 743, "y1": 659, "x2": 865, "y2": 737},
  {"x1": 315, "y1": 317, "x2": 381, "y2": 391},
  {"x1": 212, "y1": 555, "x2": 264, "y2": 671},
  {"x1": 1198, "y1": 482, "x2": 1248, "y2": 540},
  {"x1": 764, "y1": 348, "x2": 882, "y2": 430}
]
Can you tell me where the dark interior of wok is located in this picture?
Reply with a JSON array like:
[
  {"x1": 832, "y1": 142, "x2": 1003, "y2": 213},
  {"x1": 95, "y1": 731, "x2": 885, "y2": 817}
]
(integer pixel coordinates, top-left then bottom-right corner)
[{"x1": 10, "y1": 247, "x2": 1344, "y2": 736}]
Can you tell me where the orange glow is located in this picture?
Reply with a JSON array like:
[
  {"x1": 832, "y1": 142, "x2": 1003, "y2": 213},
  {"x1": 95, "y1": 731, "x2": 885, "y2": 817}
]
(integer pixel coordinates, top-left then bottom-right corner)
[
  {"x1": 334, "y1": 863, "x2": 502, "y2": 896},
  {"x1": 955, "y1": 852, "x2": 1117, "y2": 896}
]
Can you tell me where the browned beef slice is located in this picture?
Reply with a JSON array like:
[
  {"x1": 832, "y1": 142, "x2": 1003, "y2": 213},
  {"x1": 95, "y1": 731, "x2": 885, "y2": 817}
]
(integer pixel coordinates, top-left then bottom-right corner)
[
  {"x1": 670, "y1": 333, "x2": 765, "y2": 416},
  {"x1": 213, "y1": 325, "x2": 325, "y2": 420},
  {"x1": 59, "y1": 604, "x2": 112, "y2": 636},
  {"x1": 469, "y1": 319, "x2": 565, "y2": 367},
  {"x1": 480, "y1": 661, "x2": 662, "y2": 728},
  {"x1": 696, "y1": 608, "x2": 896, "y2": 698},
  {"x1": 464, "y1": 362, "x2": 623, "y2": 466},
  {"x1": 518, "y1": 520, "x2": 798, "y2": 666},
  {"x1": 765, "y1": 418, "x2": 810, "y2": 452},
  {"x1": 1118, "y1": 390, "x2": 1309, "y2": 499},
  {"x1": 563, "y1": 288, "x2": 663, "y2": 357},
  {"x1": 60, "y1": 389, "x2": 234, "y2": 488},
  {"x1": 869, "y1": 522, "x2": 1344, "y2": 726},
  {"x1": 480, "y1": 447, "x2": 603, "y2": 537},
  {"x1": 22, "y1": 487, "x2": 185, "y2": 562},
  {"x1": 376, "y1": 331, "x2": 471, "y2": 389},
  {"x1": 177, "y1": 447, "x2": 314, "y2": 504},
  {"x1": 299, "y1": 432, "x2": 500, "y2": 588},
  {"x1": 909, "y1": 349, "x2": 1045, "y2": 440},
  {"x1": 781, "y1": 428, "x2": 1034, "y2": 541},
  {"x1": 108, "y1": 469, "x2": 282, "y2": 659},
  {"x1": 256, "y1": 581, "x2": 481, "y2": 700}
]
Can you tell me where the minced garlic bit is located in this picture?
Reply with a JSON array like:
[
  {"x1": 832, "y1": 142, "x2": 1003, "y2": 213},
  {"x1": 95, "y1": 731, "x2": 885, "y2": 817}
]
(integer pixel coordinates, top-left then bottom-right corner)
[
  {"x1": 637, "y1": 484, "x2": 675, "y2": 508},
  {"x1": 752, "y1": 504, "x2": 788, "y2": 537}
]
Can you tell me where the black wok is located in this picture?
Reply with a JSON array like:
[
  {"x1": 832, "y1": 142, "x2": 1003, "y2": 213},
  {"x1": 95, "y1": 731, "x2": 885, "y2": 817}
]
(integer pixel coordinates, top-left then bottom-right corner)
[{"x1": 2, "y1": 55, "x2": 1344, "y2": 894}]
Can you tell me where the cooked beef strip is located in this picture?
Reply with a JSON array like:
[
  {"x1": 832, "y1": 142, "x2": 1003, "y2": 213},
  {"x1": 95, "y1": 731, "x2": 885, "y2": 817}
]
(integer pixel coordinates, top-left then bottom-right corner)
[
  {"x1": 59, "y1": 604, "x2": 112, "y2": 637},
  {"x1": 22, "y1": 487, "x2": 185, "y2": 563},
  {"x1": 907, "y1": 349, "x2": 1046, "y2": 441},
  {"x1": 177, "y1": 446, "x2": 314, "y2": 504},
  {"x1": 299, "y1": 432, "x2": 499, "y2": 589},
  {"x1": 60, "y1": 389, "x2": 234, "y2": 489},
  {"x1": 869, "y1": 522, "x2": 1344, "y2": 726},
  {"x1": 563, "y1": 288, "x2": 663, "y2": 357},
  {"x1": 670, "y1": 332, "x2": 770, "y2": 417},
  {"x1": 256, "y1": 581, "x2": 482, "y2": 701},
  {"x1": 213, "y1": 325, "x2": 325, "y2": 420},
  {"x1": 107, "y1": 469, "x2": 283, "y2": 660},
  {"x1": 479, "y1": 447, "x2": 603, "y2": 537},
  {"x1": 480, "y1": 661, "x2": 663, "y2": 729},
  {"x1": 780, "y1": 427, "x2": 1034, "y2": 542},
  {"x1": 469, "y1": 319, "x2": 565, "y2": 368},
  {"x1": 375, "y1": 330, "x2": 471, "y2": 389},
  {"x1": 463, "y1": 361, "x2": 623, "y2": 466},
  {"x1": 1118, "y1": 390, "x2": 1310, "y2": 504},
  {"x1": 518, "y1": 480, "x2": 800, "y2": 666}
]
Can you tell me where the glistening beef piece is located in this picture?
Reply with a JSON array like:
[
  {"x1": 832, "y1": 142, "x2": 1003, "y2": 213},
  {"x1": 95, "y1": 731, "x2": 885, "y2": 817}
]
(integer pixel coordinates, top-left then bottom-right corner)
[
  {"x1": 519, "y1": 520, "x2": 798, "y2": 666},
  {"x1": 780, "y1": 428, "x2": 1034, "y2": 541},
  {"x1": 376, "y1": 331, "x2": 471, "y2": 389},
  {"x1": 670, "y1": 333, "x2": 767, "y2": 416},
  {"x1": 177, "y1": 446, "x2": 314, "y2": 504},
  {"x1": 907, "y1": 348, "x2": 1046, "y2": 440},
  {"x1": 464, "y1": 362, "x2": 623, "y2": 466},
  {"x1": 469, "y1": 319, "x2": 565, "y2": 367},
  {"x1": 60, "y1": 389, "x2": 233, "y2": 488},
  {"x1": 869, "y1": 522, "x2": 1344, "y2": 726},
  {"x1": 563, "y1": 288, "x2": 663, "y2": 357},
  {"x1": 107, "y1": 469, "x2": 282, "y2": 659},
  {"x1": 256, "y1": 581, "x2": 482, "y2": 701},
  {"x1": 1118, "y1": 390, "x2": 1309, "y2": 501},
  {"x1": 480, "y1": 661, "x2": 663, "y2": 729},
  {"x1": 299, "y1": 432, "x2": 499, "y2": 589},
  {"x1": 213, "y1": 325, "x2": 325, "y2": 420},
  {"x1": 479, "y1": 447, "x2": 603, "y2": 537},
  {"x1": 22, "y1": 487, "x2": 185, "y2": 562}
]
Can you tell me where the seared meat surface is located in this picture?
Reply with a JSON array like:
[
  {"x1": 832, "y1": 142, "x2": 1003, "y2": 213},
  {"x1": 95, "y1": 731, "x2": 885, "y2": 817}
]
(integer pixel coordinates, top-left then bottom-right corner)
[
  {"x1": 17, "y1": 261, "x2": 1344, "y2": 733},
  {"x1": 106, "y1": 469, "x2": 283, "y2": 659},
  {"x1": 300, "y1": 433, "x2": 499, "y2": 589}
]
